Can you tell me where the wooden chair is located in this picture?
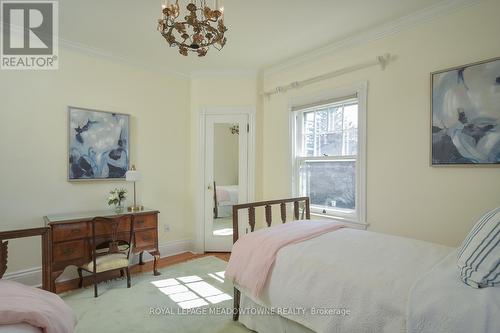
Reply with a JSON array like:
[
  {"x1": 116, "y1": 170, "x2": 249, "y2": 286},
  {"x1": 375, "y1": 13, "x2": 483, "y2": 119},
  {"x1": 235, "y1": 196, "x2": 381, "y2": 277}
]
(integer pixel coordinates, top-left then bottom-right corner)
[{"x1": 77, "y1": 216, "x2": 134, "y2": 297}]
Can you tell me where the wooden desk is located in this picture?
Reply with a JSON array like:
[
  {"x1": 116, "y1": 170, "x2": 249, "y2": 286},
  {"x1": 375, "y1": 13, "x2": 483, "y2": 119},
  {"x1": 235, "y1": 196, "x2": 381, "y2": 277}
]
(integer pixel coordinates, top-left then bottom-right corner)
[{"x1": 44, "y1": 208, "x2": 160, "y2": 293}]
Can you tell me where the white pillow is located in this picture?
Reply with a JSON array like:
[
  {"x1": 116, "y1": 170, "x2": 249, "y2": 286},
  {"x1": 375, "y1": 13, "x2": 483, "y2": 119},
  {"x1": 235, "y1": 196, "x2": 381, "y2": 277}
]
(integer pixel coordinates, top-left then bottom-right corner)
[{"x1": 457, "y1": 207, "x2": 500, "y2": 288}]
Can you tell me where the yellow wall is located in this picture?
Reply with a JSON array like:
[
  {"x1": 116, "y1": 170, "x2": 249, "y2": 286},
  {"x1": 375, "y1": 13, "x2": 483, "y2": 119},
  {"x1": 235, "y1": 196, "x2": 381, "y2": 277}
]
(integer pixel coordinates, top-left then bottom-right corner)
[
  {"x1": 2, "y1": 0, "x2": 499, "y2": 279},
  {"x1": 0, "y1": 49, "x2": 191, "y2": 273},
  {"x1": 262, "y1": 0, "x2": 500, "y2": 247}
]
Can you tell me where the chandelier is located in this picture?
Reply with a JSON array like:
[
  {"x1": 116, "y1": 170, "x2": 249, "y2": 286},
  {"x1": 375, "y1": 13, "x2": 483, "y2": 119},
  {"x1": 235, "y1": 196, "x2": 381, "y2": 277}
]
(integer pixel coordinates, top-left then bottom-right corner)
[{"x1": 157, "y1": 0, "x2": 228, "y2": 57}]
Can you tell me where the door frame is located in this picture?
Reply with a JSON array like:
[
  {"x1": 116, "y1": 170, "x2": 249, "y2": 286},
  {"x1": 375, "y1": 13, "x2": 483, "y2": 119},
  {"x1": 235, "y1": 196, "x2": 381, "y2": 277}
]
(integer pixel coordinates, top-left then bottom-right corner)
[{"x1": 195, "y1": 106, "x2": 256, "y2": 253}]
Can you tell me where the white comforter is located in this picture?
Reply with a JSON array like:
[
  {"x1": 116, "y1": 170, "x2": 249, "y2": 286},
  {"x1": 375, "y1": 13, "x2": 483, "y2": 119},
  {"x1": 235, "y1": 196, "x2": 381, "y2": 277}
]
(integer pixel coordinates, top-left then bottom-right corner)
[
  {"x1": 240, "y1": 228, "x2": 453, "y2": 333},
  {"x1": 407, "y1": 249, "x2": 500, "y2": 333}
]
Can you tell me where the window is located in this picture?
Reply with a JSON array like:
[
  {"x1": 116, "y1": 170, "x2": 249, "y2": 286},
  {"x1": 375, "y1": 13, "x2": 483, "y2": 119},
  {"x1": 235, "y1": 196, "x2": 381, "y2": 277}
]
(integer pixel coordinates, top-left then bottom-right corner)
[{"x1": 292, "y1": 87, "x2": 366, "y2": 224}]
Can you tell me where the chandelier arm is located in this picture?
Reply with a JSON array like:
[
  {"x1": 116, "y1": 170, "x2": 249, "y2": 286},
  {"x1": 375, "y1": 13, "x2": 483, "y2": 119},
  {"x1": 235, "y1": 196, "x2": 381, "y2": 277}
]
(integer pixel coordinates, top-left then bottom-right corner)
[{"x1": 158, "y1": 0, "x2": 227, "y2": 56}]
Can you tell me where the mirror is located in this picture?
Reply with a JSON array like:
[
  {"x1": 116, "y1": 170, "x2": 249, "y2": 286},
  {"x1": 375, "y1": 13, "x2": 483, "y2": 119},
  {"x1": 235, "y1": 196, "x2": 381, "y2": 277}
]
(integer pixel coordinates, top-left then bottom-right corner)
[{"x1": 212, "y1": 123, "x2": 239, "y2": 236}]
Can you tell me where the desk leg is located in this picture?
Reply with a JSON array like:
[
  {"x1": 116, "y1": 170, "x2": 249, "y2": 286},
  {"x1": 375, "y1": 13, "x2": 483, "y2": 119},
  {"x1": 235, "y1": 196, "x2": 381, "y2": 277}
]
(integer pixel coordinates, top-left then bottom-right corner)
[
  {"x1": 51, "y1": 270, "x2": 64, "y2": 294},
  {"x1": 148, "y1": 250, "x2": 161, "y2": 276},
  {"x1": 139, "y1": 252, "x2": 145, "y2": 265}
]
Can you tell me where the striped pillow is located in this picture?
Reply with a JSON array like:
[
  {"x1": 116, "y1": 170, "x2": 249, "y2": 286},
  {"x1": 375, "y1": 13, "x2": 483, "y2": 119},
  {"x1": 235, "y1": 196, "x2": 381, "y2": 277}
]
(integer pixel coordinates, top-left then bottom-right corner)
[{"x1": 457, "y1": 207, "x2": 500, "y2": 288}]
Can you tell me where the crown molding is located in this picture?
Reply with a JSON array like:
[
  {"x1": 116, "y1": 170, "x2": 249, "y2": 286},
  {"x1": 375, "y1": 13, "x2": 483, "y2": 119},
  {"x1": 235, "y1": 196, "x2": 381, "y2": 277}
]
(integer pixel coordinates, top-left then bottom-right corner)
[
  {"x1": 263, "y1": 0, "x2": 483, "y2": 78},
  {"x1": 59, "y1": 38, "x2": 191, "y2": 78},
  {"x1": 0, "y1": 21, "x2": 190, "y2": 78}
]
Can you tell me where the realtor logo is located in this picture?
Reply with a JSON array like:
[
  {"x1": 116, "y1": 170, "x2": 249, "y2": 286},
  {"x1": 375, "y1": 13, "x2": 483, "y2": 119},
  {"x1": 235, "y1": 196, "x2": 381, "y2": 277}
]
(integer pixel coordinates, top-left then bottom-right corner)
[{"x1": 1, "y1": 0, "x2": 58, "y2": 69}]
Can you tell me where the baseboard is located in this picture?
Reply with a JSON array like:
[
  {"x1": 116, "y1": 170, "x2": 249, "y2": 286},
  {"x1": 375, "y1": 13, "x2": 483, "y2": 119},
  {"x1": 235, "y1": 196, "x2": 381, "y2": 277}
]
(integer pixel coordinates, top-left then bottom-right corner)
[
  {"x1": 2, "y1": 266, "x2": 43, "y2": 287},
  {"x1": 130, "y1": 238, "x2": 194, "y2": 265},
  {"x1": 3, "y1": 239, "x2": 195, "y2": 288}
]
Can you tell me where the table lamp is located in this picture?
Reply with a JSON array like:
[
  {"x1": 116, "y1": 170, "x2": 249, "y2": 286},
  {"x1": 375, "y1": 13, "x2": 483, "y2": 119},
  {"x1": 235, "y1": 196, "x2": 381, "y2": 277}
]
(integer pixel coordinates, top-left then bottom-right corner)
[{"x1": 126, "y1": 165, "x2": 144, "y2": 212}]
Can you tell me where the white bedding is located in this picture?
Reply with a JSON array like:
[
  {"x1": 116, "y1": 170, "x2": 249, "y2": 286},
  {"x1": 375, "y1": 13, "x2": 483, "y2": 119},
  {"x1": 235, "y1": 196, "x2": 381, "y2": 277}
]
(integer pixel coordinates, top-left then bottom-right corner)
[
  {"x1": 217, "y1": 185, "x2": 238, "y2": 205},
  {"x1": 408, "y1": 249, "x2": 500, "y2": 333},
  {"x1": 216, "y1": 185, "x2": 239, "y2": 217},
  {"x1": 240, "y1": 295, "x2": 314, "y2": 333},
  {"x1": 239, "y1": 228, "x2": 453, "y2": 333}
]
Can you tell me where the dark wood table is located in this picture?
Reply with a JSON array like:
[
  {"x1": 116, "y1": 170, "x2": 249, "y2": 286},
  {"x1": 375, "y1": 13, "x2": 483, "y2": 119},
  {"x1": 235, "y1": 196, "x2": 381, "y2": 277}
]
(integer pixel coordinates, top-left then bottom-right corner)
[{"x1": 44, "y1": 208, "x2": 161, "y2": 292}]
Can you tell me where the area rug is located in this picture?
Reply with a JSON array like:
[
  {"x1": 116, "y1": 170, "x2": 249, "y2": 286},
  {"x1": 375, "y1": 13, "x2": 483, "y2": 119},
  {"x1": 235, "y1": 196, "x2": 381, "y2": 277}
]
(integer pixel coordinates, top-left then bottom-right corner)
[{"x1": 62, "y1": 256, "x2": 251, "y2": 333}]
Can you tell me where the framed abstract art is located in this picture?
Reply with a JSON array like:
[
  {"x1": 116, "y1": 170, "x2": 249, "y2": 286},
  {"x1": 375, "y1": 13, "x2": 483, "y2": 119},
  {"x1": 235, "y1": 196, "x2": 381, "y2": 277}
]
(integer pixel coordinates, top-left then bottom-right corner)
[
  {"x1": 431, "y1": 57, "x2": 500, "y2": 166},
  {"x1": 68, "y1": 106, "x2": 130, "y2": 181}
]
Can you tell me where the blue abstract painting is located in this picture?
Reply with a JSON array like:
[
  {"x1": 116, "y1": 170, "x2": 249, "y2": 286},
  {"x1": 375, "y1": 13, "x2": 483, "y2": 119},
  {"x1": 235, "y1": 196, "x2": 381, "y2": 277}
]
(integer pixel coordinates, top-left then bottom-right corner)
[
  {"x1": 432, "y1": 57, "x2": 500, "y2": 165},
  {"x1": 68, "y1": 107, "x2": 129, "y2": 180}
]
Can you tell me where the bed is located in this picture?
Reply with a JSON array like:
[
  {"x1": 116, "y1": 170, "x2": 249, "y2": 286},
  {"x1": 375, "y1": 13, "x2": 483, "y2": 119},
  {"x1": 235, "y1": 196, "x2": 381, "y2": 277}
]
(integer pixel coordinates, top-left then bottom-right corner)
[
  {"x1": 227, "y1": 197, "x2": 500, "y2": 333},
  {"x1": 213, "y1": 182, "x2": 239, "y2": 218},
  {"x1": 0, "y1": 228, "x2": 77, "y2": 333}
]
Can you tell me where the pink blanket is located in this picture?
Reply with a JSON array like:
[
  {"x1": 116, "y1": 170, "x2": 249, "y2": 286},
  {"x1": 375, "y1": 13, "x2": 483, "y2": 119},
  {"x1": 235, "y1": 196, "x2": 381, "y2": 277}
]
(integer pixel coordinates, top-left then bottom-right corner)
[
  {"x1": 226, "y1": 220, "x2": 344, "y2": 296},
  {"x1": 0, "y1": 281, "x2": 76, "y2": 333}
]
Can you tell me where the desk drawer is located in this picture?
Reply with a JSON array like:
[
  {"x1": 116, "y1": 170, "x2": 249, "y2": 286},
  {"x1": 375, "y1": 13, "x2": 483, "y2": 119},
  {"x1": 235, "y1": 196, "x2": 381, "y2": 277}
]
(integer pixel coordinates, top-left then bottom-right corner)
[
  {"x1": 134, "y1": 214, "x2": 157, "y2": 230},
  {"x1": 94, "y1": 217, "x2": 131, "y2": 236},
  {"x1": 52, "y1": 223, "x2": 88, "y2": 242},
  {"x1": 135, "y1": 229, "x2": 157, "y2": 251},
  {"x1": 53, "y1": 240, "x2": 86, "y2": 262}
]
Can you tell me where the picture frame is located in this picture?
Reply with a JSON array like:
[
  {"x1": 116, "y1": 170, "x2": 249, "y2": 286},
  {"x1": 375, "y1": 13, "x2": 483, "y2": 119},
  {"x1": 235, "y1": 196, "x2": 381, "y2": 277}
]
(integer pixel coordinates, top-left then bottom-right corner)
[
  {"x1": 68, "y1": 106, "x2": 130, "y2": 181},
  {"x1": 430, "y1": 56, "x2": 500, "y2": 166}
]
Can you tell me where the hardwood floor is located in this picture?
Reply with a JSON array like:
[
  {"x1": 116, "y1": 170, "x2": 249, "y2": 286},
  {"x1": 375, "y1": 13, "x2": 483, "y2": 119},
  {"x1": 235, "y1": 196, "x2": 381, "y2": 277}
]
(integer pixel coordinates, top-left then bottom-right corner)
[
  {"x1": 56, "y1": 252, "x2": 230, "y2": 294},
  {"x1": 131, "y1": 251, "x2": 230, "y2": 274}
]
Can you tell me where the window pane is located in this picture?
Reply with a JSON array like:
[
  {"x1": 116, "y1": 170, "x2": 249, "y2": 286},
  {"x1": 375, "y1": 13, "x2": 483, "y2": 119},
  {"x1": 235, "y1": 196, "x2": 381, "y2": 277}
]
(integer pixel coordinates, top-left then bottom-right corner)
[
  {"x1": 343, "y1": 104, "x2": 357, "y2": 128},
  {"x1": 329, "y1": 106, "x2": 343, "y2": 132},
  {"x1": 318, "y1": 133, "x2": 342, "y2": 156},
  {"x1": 303, "y1": 111, "x2": 316, "y2": 157},
  {"x1": 315, "y1": 108, "x2": 328, "y2": 133},
  {"x1": 343, "y1": 103, "x2": 358, "y2": 156},
  {"x1": 300, "y1": 102, "x2": 358, "y2": 157},
  {"x1": 300, "y1": 160, "x2": 356, "y2": 210}
]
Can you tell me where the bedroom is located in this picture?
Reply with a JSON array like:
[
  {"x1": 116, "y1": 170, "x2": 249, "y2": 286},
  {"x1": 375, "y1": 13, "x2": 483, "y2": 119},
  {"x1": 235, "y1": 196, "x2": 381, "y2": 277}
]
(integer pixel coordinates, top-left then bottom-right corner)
[{"x1": 0, "y1": 0, "x2": 499, "y2": 332}]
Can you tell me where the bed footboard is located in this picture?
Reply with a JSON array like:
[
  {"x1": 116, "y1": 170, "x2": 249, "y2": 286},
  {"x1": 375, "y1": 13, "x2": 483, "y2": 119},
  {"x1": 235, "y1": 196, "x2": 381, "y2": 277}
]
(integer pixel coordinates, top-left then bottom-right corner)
[
  {"x1": 231, "y1": 197, "x2": 311, "y2": 321},
  {"x1": 0, "y1": 227, "x2": 51, "y2": 291}
]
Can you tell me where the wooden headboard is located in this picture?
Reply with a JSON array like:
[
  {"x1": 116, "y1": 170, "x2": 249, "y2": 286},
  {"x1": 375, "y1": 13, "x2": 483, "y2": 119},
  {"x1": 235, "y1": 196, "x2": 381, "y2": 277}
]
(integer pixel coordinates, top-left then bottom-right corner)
[
  {"x1": 0, "y1": 240, "x2": 7, "y2": 279},
  {"x1": 231, "y1": 197, "x2": 311, "y2": 243},
  {"x1": 230, "y1": 197, "x2": 311, "y2": 322},
  {"x1": 0, "y1": 227, "x2": 51, "y2": 290}
]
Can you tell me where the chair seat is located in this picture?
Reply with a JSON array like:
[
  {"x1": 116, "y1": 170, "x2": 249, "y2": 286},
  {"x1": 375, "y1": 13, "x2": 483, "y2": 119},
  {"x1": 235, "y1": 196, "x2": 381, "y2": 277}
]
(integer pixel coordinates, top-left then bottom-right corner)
[{"x1": 81, "y1": 253, "x2": 129, "y2": 273}]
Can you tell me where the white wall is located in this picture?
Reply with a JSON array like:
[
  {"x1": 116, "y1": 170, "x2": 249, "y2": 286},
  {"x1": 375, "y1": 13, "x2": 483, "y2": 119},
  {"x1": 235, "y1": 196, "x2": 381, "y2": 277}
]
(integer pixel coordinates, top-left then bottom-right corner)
[
  {"x1": 214, "y1": 124, "x2": 239, "y2": 186},
  {"x1": 262, "y1": 0, "x2": 500, "y2": 247},
  {"x1": 0, "y1": 48, "x2": 192, "y2": 274}
]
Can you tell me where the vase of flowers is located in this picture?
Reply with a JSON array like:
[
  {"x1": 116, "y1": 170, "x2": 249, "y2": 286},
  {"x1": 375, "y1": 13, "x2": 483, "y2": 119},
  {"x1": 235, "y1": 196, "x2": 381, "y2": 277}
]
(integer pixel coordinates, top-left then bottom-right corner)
[{"x1": 108, "y1": 188, "x2": 127, "y2": 213}]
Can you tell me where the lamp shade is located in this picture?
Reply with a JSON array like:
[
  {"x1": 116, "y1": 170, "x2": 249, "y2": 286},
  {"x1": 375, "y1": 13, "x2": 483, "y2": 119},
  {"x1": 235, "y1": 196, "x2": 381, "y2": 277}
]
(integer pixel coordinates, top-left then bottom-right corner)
[{"x1": 125, "y1": 169, "x2": 142, "y2": 182}]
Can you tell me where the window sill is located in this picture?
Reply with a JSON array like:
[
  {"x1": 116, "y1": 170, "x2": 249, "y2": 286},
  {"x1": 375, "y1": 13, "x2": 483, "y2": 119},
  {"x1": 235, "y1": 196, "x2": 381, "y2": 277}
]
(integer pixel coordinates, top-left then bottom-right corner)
[{"x1": 310, "y1": 212, "x2": 369, "y2": 230}]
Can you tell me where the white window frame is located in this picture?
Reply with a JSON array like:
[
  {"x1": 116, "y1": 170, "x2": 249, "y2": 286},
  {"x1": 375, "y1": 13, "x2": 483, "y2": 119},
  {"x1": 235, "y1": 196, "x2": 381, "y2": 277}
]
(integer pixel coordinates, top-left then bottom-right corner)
[{"x1": 290, "y1": 82, "x2": 367, "y2": 225}]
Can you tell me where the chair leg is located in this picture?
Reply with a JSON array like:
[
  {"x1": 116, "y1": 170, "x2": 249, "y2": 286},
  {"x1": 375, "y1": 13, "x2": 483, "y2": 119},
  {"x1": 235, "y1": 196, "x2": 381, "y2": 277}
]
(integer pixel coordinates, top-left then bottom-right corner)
[
  {"x1": 93, "y1": 274, "x2": 98, "y2": 298},
  {"x1": 77, "y1": 268, "x2": 83, "y2": 288},
  {"x1": 126, "y1": 268, "x2": 131, "y2": 288}
]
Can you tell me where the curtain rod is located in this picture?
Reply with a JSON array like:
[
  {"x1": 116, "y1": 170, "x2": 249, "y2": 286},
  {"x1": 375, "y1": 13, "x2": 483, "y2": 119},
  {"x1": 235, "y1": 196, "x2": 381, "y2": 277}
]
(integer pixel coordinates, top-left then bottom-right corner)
[{"x1": 262, "y1": 53, "x2": 392, "y2": 98}]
